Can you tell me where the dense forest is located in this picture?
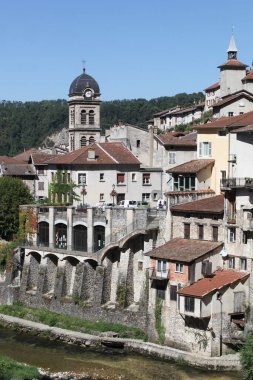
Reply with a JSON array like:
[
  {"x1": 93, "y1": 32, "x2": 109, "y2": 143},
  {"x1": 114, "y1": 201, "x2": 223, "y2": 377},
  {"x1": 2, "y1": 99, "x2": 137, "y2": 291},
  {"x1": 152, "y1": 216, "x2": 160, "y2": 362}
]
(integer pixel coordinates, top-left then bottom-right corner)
[{"x1": 0, "y1": 92, "x2": 204, "y2": 156}]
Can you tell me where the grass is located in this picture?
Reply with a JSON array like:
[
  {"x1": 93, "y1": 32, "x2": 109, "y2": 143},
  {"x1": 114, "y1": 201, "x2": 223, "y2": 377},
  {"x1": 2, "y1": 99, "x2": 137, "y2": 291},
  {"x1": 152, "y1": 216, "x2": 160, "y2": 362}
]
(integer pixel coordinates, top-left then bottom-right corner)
[
  {"x1": 0, "y1": 303, "x2": 147, "y2": 340},
  {"x1": 0, "y1": 355, "x2": 41, "y2": 380}
]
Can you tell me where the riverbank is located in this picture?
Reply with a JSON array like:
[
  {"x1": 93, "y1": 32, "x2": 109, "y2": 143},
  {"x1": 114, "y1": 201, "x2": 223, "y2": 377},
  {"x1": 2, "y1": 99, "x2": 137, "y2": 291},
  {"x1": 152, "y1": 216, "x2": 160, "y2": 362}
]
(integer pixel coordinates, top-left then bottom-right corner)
[{"x1": 0, "y1": 313, "x2": 241, "y2": 372}]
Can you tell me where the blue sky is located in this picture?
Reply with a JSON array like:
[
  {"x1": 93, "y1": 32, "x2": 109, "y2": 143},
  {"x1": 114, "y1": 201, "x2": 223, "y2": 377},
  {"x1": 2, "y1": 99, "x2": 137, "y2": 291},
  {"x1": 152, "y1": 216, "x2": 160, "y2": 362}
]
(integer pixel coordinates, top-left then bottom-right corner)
[{"x1": 1, "y1": 0, "x2": 253, "y2": 102}]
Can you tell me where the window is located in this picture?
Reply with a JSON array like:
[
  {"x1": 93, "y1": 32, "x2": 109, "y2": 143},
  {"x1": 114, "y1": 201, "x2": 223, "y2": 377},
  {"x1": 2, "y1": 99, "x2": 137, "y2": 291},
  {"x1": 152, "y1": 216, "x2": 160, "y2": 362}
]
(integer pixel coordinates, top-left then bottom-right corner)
[
  {"x1": 89, "y1": 136, "x2": 95, "y2": 145},
  {"x1": 78, "y1": 173, "x2": 86, "y2": 185},
  {"x1": 132, "y1": 173, "x2": 137, "y2": 182},
  {"x1": 169, "y1": 152, "x2": 176, "y2": 164},
  {"x1": 100, "y1": 193, "x2": 104, "y2": 201},
  {"x1": 70, "y1": 136, "x2": 75, "y2": 151},
  {"x1": 70, "y1": 109, "x2": 75, "y2": 124},
  {"x1": 228, "y1": 112, "x2": 234, "y2": 117},
  {"x1": 117, "y1": 173, "x2": 125, "y2": 185},
  {"x1": 142, "y1": 193, "x2": 150, "y2": 201},
  {"x1": 51, "y1": 172, "x2": 55, "y2": 181},
  {"x1": 153, "y1": 192, "x2": 158, "y2": 201},
  {"x1": 184, "y1": 223, "x2": 190, "y2": 239},
  {"x1": 89, "y1": 110, "x2": 95, "y2": 124},
  {"x1": 198, "y1": 225, "x2": 204, "y2": 240},
  {"x1": 173, "y1": 174, "x2": 195, "y2": 191},
  {"x1": 143, "y1": 173, "x2": 151, "y2": 185},
  {"x1": 81, "y1": 110, "x2": 86, "y2": 124},
  {"x1": 138, "y1": 261, "x2": 143, "y2": 271},
  {"x1": 212, "y1": 226, "x2": 219, "y2": 242},
  {"x1": 185, "y1": 297, "x2": 195, "y2": 312},
  {"x1": 228, "y1": 256, "x2": 235, "y2": 269},
  {"x1": 38, "y1": 168, "x2": 45, "y2": 175},
  {"x1": 170, "y1": 285, "x2": 178, "y2": 301},
  {"x1": 199, "y1": 142, "x2": 212, "y2": 157},
  {"x1": 175, "y1": 262, "x2": 184, "y2": 273},
  {"x1": 99, "y1": 173, "x2": 105, "y2": 182},
  {"x1": 136, "y1": 140, "x2": 140, "y2": 148},
  {"x1": 80, "y1": 136, "x2": 87, "y2": 147},
  {"x1": 242, "y1": 231, "x2": 248, "y2": 244},
  {"x1": 240, "y1": 258, "x2": 247, "y2": 271},
  {"x1": 38, "y1": 182, "x2": 44, "y2": 191},
  {"x1": 228, "y1": 227, "x2": 236, "y2": 243},
  {"x1": 157, "y1": 260, "x2": 167, "y2": 277}
]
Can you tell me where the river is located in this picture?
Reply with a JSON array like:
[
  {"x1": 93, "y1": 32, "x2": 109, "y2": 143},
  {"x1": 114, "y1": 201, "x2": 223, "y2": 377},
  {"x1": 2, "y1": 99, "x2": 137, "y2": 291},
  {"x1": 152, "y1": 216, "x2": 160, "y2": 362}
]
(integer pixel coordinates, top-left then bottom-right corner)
[{"x1": 0, "y1": 327, "x2": 241, "y2": 380}]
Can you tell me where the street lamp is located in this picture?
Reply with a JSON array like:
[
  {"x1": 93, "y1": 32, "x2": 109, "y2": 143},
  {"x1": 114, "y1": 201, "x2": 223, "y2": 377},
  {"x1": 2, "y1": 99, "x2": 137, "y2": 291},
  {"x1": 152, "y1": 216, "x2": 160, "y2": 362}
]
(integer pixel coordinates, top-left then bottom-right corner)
[
  {"x1": 110, "y1": 184, "x2": 117, "y2": 206},
  {"x1": 217, "y1": 292, "x2": 223, "y2": 356}
]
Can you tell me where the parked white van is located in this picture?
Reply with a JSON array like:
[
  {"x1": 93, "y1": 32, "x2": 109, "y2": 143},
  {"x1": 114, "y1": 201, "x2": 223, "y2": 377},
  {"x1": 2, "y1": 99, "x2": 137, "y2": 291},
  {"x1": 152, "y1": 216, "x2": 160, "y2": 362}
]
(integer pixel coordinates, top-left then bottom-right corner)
[{"x1": 118, "y1": 200, "x2": 137, "y2": 208}]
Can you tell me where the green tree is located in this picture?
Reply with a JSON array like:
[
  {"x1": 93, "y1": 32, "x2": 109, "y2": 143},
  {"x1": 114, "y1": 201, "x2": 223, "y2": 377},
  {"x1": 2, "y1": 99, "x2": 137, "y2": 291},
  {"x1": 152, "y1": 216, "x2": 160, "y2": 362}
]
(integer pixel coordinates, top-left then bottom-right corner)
[
  {"x1": 0, "y1": 177, "x2": 33, "y2": 240},
  {"x1": 240, "y1": 333, "x2": 253, "y2": 380}
]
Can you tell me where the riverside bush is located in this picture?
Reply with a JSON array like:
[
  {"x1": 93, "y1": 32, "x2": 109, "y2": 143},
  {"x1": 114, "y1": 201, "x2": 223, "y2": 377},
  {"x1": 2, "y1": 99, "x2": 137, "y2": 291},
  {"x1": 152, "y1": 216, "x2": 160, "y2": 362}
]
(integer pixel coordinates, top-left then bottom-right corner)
[
  {"x1": 0, "y1": 355, "x2": 41, "y2": 379},
  {"x1": 241, "y1": 333, "x2": 253, "y2": 380}
]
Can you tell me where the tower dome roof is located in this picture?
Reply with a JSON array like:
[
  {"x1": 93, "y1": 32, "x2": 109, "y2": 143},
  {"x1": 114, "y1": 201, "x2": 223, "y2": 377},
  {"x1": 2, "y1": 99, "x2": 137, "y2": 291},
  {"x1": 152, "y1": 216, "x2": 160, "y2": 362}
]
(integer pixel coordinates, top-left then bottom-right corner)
[{"x1": 69, "y1": 69, "x2": 100, "y2": 96}]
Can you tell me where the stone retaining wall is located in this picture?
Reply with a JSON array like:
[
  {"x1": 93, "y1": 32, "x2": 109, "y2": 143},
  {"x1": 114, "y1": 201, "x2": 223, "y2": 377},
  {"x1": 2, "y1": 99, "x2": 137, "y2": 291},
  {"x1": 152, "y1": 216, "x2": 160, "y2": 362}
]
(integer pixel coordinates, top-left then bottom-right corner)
[{"x1": 0, "y1": 314, "x2": 241, "y2": 372}]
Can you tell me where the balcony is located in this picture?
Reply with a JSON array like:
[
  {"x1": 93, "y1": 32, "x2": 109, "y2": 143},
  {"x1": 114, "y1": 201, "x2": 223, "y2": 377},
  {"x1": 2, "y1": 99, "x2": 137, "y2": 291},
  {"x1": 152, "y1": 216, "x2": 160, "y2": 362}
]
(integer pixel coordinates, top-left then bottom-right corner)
[
  {"x1": 148, "y1": 267, "x2": 169, "y2": 281},
  {"x1": 221, "y1": 177, "x2": 253, "y2": 190}
]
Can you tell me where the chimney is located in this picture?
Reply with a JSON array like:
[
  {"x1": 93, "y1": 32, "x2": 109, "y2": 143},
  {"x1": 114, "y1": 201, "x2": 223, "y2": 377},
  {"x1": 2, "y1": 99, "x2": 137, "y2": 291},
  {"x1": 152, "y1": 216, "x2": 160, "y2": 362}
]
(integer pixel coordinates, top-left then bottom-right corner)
[{"x1": 87, "y1": 149, "x2": 96, "y2": 160}]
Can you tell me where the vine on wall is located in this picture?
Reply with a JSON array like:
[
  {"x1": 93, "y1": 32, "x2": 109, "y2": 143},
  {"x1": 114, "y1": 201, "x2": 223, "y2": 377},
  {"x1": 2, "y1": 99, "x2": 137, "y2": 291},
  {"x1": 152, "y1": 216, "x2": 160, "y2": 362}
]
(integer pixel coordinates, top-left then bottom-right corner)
[{"x1": 18, "y1": 207, "x2": 38, "y2": 242}]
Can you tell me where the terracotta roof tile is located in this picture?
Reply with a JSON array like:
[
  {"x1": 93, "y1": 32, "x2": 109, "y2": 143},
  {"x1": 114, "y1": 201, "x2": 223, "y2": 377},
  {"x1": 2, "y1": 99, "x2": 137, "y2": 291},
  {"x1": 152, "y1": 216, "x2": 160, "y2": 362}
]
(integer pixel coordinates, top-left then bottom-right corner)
[
  {"x1": 243, "y1": 69, "x2": 253, "y2": 81},
  {"x1": 167, "y1": 159, "x2": 214, "y2": 174},
  {"x1": 194, "y1": 110, "x2": 253, "y2": 130},
  {"x1": 145, "y1": 238, "x2": 223, "y2": 262},
  {"x1": 213, "y1": 90, "x2": 253, "y2": 108},
  {"x1": 218, "y1": 59, "x2": 248, "y2": 69},
  {"x1": 32, "y1": 153, "x2": 59, "y2": 165},
  {"x1": 170, "y1": 195, "x2": 224, "y2": 214},
  {"x1": 231, "y1": 124, "x2": 253, "y2": 133},
  {"x1": 156, "y1": 132, "x2": 197, "y2": 147},
  {"x1": 204, "y1": 82, "x2": 220, "y2": 91},
  {"x1": 45, "y1": 142, "x2": 140, "y2": 166},
  {"x1": 164, "y1": 189, "x2": 215, "y2": 196},
  {"x1": 14, "y1": 148, "x2": 39, "y2": 162},
  {"x1": 178, "y1": 269, "x2": 249, "y2": 298}
]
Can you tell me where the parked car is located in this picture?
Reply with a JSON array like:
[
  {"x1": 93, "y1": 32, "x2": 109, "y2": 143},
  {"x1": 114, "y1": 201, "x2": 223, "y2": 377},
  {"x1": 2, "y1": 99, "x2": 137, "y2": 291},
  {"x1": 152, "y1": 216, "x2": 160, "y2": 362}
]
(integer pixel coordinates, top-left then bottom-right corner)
[
  {"x1": 118, "y1": 200, "x2": 137, "y2": 208},
  {"x1": 136, "y1": 201, "x2": 150, "y2": 208}
]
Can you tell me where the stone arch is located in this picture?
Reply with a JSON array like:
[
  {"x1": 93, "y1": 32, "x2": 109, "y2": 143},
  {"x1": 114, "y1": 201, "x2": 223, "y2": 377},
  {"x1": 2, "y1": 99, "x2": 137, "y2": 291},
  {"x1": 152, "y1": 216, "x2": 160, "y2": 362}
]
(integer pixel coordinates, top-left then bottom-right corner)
[
  {"x1": 55, "y1": 222, "x2": 67, "y2": 249},
  {"x1": 89, "y1": 136, "x2": 95, "y2": 145},
  {"x1": 80, "y1": 258, "x2": 98, "y2": 301},
  {"x1": 81, "y1": 110, "x2": 87, "y2": 125},
  {"x1": 101, "y1": 248, "x2": 121, "y2": 305},
  {"x1": 73, "y1": 224, "x2": 87, "y2": 251},
  {"x1": 61, "y1": 256, "x2": 80, "y2": 297},
  {"x1": 93, "y1": 225, "x2": 105, "y2": 251},
  {"x1": 38, "y1": 221, "x2": 49, "y2": 247},
  {"x1": 26, "y1": 251, "x2": 41, "y2": 292},
  {"x1": 80, "y1": 136, "x2": 87, "y2": 147},
  {"x1": 42, "y1": 254, "x2": 59, "y2": 296},
  {"x1": 89, "y1": 110, "x2": 95, "y2": 125}
]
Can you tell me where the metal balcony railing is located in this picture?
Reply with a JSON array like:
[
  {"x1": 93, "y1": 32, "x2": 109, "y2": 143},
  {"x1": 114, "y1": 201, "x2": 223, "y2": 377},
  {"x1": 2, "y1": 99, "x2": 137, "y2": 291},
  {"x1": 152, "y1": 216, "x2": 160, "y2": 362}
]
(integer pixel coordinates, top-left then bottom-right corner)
[
  {"x1": 221, "y1": 177, "x2": 253, "y2": 189},
  {"x1": 148, "y1": 267, "x2": 169, "y2": 280}
]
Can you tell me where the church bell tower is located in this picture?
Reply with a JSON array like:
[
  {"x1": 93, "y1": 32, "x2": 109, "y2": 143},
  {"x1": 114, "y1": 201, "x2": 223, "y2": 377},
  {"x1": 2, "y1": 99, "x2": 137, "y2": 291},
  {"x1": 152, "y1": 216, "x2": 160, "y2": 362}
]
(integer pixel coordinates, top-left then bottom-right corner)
[{"x1": 68, "y1": 68, "x2": 101, "y2": 151}]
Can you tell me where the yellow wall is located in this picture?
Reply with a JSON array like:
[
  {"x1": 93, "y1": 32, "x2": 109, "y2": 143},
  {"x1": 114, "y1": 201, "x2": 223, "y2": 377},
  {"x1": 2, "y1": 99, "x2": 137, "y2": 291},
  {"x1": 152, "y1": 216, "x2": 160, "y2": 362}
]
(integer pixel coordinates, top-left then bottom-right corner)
[{"x1": 197, "y1": 129, "x2": 229, "y2": 193}]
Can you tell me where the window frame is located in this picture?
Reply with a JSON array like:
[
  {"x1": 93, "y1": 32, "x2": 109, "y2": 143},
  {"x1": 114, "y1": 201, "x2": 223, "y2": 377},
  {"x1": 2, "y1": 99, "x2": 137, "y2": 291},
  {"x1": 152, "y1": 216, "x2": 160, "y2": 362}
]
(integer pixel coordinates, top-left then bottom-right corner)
[
  {"x1": 185, "y1": 296, "x2": 195, "y2": 312},
  {"x1": 78, "y1": 173, "x2": 87, "y2": 185},
  {"x1": 175, "y1": 262, "x2": 184, "y2": 273}
]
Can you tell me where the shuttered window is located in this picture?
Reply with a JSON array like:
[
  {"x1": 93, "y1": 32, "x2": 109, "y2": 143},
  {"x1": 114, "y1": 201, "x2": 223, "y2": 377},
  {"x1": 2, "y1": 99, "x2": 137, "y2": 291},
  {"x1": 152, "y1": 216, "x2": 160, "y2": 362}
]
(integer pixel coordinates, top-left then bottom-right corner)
[{"x1": 117, "y1": 173, "x2": 125, "y2": 184}]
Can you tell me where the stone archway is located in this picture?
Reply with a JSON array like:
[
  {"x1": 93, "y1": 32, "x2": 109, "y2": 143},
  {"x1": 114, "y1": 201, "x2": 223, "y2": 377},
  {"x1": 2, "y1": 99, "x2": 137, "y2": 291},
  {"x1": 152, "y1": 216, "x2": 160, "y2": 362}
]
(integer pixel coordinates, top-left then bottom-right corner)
[
  {"x1": 43, "y1": 254, "x2": 58, "y2": 296},
  {"x1": 26, "y1": 251, "x2": 41, "y2": 292}
]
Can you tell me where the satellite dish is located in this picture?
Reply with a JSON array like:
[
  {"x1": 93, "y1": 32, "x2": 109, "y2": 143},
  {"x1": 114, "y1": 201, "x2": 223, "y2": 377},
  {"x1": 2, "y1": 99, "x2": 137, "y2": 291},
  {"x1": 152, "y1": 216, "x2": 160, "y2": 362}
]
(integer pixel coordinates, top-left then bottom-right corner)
[{"x1": 220, "y1": 248, "x2": 228, "y2": 257}]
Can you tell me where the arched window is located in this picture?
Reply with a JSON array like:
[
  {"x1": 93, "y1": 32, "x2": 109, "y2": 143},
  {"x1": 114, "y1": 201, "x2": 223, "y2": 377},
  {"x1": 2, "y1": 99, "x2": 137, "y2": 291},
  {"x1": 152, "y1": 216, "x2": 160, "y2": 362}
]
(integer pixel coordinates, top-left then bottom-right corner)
[
  {"x1": 89, "y1": 136, "x2": 95, "y2": 145},
  {"x1": 89, "y1": 110, "x2": 95, "y2": 125},
  {"x1": 80, "y1": 136, "x2": 87, "y2": 147},
  {"x1": 70, "y1": 109, "x2": 75, "y2": 124},
  {"x1": 81, "y1": 110, "x2": 87, "y2": 124}
]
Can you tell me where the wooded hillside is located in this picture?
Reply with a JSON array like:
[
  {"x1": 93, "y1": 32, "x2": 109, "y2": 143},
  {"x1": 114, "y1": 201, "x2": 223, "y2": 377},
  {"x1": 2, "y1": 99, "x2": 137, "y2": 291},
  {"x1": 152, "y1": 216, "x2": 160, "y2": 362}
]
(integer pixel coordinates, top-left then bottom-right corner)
[{"x1": 0, "y1": 92, "x2": 204, "y2": 156}]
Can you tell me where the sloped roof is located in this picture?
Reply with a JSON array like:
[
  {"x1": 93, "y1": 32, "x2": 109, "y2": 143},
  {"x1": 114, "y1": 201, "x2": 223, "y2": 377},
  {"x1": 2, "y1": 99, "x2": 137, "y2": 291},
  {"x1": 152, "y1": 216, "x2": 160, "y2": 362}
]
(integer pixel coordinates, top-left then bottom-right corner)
[
  {"x1": 178, "y1": 269, "x2": 249, "y2": 298},
  {"x1": 13, "y1": 148, "x2": 39, "y2": 162},
  {"x1": 145, "y1": 238, "x2": 222, "y2": 262},
  {"x1": 218, "y1": 59, "x2": 248, "y2": 69},
  {"x1": 194, "y1": 110, "x2": 253, "y2": 130},
  {"x1": 231, "y1": 124, "x2": 253, "y2": 133},
  {"x1": 45, "y1": 142, "x2": 140, "y2": 166},
  {"x1": 1, "y1": 163, "x2": 36, "y2": 176},
  {"x1": 243, "y1": 69, "x2": 253, "y2": 81},
  {"x1": 213, "y1": 90, "x2": 253, "y2": 108},
  {"x1": 167, "y1": 159, "x2": 214, "y2": 174},
  {"x1": 204, "y1": 82, "x2": 220, "y2": 92},
  {"x1": 31, "y1": 153, "x2": 60, "y2": 165},
  {"x1": 170, "y1": 195, "x2": 224, "y2": 214},
  {"x1": 156, "y1": 132, "x2": 197, "y2": 147}
]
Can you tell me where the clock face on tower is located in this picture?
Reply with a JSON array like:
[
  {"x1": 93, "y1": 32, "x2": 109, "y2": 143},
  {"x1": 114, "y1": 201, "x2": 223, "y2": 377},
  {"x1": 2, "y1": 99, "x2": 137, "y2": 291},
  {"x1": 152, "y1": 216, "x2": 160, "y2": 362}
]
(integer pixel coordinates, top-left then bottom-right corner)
[{"x1": 84, "y1": 90, "x2": 92, "y2": 98}]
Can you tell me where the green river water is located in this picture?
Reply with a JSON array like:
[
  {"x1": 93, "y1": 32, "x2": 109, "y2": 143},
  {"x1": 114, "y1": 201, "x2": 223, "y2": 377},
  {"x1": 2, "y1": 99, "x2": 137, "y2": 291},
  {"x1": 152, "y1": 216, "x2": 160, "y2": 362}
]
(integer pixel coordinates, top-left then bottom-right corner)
[{"x1": 0, "y1": 327, "x2": 241, "y2": 380}]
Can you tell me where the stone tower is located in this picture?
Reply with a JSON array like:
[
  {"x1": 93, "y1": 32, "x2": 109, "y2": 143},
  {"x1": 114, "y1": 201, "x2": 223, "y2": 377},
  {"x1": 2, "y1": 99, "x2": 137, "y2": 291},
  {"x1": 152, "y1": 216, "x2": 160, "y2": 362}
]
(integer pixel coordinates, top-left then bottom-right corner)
[
  {"x1": 68, "y1": 68, "x2": 101, "y2": 151},
  {"x1": 218, "y1": 34, "x2": 248, "y2": 98}
]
